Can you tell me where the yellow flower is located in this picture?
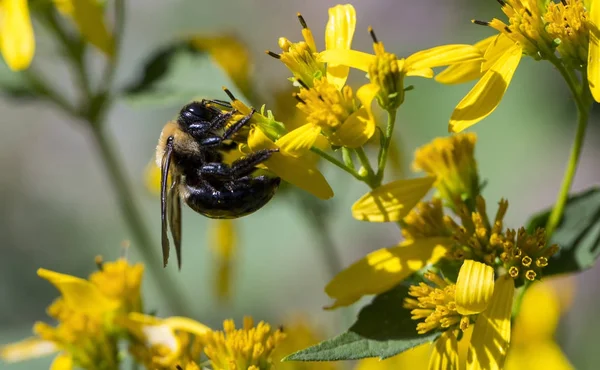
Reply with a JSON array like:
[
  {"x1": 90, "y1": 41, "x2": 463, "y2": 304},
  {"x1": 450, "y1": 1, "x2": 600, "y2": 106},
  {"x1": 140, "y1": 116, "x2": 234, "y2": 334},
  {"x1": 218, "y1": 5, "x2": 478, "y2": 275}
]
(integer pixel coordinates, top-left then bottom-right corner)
[
  {"x1": 1, "y1": 0, "x2": 34, "y2": 71},
  {"x1": 210, "y1": 219, "x2": 237, "y2": 302},
  {"x1": 1, "y1": 266, "x2": 122, "y2": 369},
  {"x1": 404, "y1": 261, "x2": 514, "y2": 370},
  {"x1": 204, "y1": 316, "x2": 286, "y2": 370},
  {"x1": 446, "y1": 0, "x2": 600, "y2": 132},
  {"x1": 89, "y1": 256, "x2": 145, "y2": 313},
  {"x1": 269, "y1": 4, "x2": 356, "y2": 89},
  {"x1": 122, "y1": 312, "x2": 209, "y2": 369},
  {"x1": 294, "y1": 78, "x2": 379, "y2": 148}
]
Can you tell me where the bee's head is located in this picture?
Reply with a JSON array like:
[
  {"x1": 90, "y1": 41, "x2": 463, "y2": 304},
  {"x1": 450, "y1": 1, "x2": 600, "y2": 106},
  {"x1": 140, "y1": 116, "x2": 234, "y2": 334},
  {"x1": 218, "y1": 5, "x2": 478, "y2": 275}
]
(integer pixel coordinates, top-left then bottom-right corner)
[{"x1": 178, "y1": 101, "x2": 221, "y2": 131}]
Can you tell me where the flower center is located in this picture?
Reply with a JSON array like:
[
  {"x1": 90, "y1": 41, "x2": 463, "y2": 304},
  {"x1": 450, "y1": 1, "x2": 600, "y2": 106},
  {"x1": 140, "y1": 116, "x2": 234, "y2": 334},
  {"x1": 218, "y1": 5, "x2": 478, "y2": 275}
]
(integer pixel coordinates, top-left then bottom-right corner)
[{"x1": 545, "y1": 0, "x2": 592, "y2": 66}]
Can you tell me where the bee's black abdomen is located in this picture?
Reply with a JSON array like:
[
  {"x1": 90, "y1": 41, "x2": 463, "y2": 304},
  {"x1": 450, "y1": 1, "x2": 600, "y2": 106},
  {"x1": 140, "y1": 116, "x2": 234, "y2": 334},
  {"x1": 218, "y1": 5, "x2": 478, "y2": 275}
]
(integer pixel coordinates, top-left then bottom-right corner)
[{"x1": 183, "y1": 176, "x2": 281, "y2": 219}]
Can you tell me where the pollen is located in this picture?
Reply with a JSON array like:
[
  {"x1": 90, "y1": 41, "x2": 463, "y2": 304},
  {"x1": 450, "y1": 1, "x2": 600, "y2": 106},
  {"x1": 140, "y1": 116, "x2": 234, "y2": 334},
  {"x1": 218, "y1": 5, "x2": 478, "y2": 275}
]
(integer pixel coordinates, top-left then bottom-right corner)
[
  {"x1": 404, "y1": 272, "x2": 470, "y2": 335},
  {"x1": 401, "y1": 198, "x2": 452, "y2": 240},
  {"x1": 204, "y1": 316, "x2": 285, "y2": 370},
  {"x1": 544, "y1": 0, "x2": 591, "y2": 66},
  {"x1": 296, "y1": 78, "x2": 357, "y2": 134},
  {"x1": 413, "y1": 133, "x2": 480, "y2": 205},
  {"x1": 500, "y1": 227, "x2": 558, "y2": 283}
]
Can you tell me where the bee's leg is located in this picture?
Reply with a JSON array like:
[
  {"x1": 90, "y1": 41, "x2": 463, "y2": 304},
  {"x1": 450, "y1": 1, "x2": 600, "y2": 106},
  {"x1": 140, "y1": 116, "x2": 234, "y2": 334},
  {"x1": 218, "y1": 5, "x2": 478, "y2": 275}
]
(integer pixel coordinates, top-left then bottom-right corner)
[
  {"x1": 222, "y1": 108, "x2": 256, "y2": 140},
  {"x1": 198, "y1": 149, "x2": 278, "y2": 179},
  {"x1": 208, "y1": 109, "x2": 235, "y2": 130}
]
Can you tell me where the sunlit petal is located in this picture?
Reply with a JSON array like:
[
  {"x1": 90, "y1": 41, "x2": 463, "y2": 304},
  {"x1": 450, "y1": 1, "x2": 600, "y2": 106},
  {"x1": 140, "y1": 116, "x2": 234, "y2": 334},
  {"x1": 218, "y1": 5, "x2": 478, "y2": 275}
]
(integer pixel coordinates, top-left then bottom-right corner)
[
  {"x1": 435, "y1": 36, "x2": 496, "y2": 84},
  {"x1": 352, "y1": 176, "x2": 435, "y2": 222},
  {"x1": 405, "y1": 44, "x2": 483, "y2": 71},
  {"x1": 325, "y1": 4, "x2": 356, "y2": 89},
  {"x1": 325, "y1": 237, "x2": 450, "y2": 309},
  {"x1": 0, "y1": 0, "x2": 35, "y2": 71},
  {"x1": 275, "y1": 124, "x2": 322, "y2": 157},
  {"x1": 1, "y1": 338, "x2": 57, "y2": 363},
  {"x1": 449, "y1": 43, "x2": 522, "y2": 133},
  {"x1": 455, "y1": 260, "x2": 495, "y2": 315},
  {"x1": 512, "y1": 282, "x2": 561, "y2": 342},
  {"x1": 71, "y1": 0, "x2": 114, "y2": 58},
  {"x1": 505, "y1": 341, "x2": 574, "y2": 370},
  {"x1": 467, "y1": 275, "x2": 514, "y2": 370},
  {"x1": 428, "y1": 330, "x2": 459, "y2": 370},
  {"x1": 482, "y1": 33, "x2": 516, "y2": 72},
  {"x1": 588, "y1": 0, "x2": 600, "y2": 102},
  {"x1": 50, "y1": 353, "x2": 73, "y2": 370},
  {"x1": 37, "y1": 268, "x2": 119, "y2": 315},
  {"x1": 319, "y1": 49, "x2": 374, "y2": 72},
  {"x1": 164, "y1": 317, "x2": 211, "y2": 337}
]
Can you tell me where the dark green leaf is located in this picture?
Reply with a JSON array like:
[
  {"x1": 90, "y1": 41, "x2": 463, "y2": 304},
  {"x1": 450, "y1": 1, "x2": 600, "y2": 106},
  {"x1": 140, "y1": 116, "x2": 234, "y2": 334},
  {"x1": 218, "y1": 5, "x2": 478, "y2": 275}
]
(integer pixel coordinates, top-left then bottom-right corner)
[
  {"x1": 122, "y1": 42, "x2": 243, "y2": 107},
  {"x1": 527, "y1": 187, "x2": 600, "y2": 276},
  {"x1": 0, "y1": 62, "x2": 39, "y2": 99},
  {"x1": 284, "y1": 285, "x2": 439, "y2": 361}
]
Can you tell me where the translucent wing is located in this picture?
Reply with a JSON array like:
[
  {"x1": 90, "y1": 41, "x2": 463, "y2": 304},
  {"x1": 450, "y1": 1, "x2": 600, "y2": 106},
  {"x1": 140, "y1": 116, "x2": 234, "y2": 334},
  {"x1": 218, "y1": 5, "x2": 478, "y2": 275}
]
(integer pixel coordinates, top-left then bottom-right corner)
[
  {"x1": 168, "y1": 175, "x2": 183, "y2": 269},
  {"x1": 160, "y1": 137, "x2": 174, "y2": 267}
]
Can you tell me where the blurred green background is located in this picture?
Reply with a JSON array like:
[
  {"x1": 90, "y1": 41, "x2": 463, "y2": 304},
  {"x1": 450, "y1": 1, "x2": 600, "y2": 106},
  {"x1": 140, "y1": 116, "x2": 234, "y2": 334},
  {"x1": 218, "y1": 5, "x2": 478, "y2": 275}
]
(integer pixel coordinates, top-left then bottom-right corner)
[{"x1": 1, "y1": 0, "x2": 599, "y2": 368}]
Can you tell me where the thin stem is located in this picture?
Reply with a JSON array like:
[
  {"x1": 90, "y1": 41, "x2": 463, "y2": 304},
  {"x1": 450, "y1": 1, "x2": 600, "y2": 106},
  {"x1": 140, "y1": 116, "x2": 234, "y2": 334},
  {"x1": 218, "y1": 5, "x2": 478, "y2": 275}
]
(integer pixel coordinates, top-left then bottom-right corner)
[
  {"x1": 355, "y1": 147, "x2": 377, "y2": 188},
  {"x1": 311, "y1": 146, "x2": 364, "y2": 181},
  {"x1": 512, "y1": 280, "x2": 532, "y2": 319},
  {"x1": 91, "y1": 126, "x2": 191, "y2": 315},
  {"x1": 375, "y1": 109, "x2": 397, "y2": 185}
]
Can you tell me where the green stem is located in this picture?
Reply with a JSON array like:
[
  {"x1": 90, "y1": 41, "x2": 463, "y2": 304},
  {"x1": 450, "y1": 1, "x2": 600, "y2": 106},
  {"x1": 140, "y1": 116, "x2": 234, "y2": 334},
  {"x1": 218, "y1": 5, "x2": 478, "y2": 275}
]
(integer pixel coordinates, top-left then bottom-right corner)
[
  {"x1": 355, "y1": 146, "x2": 377, "y2": 188},
  {"x1": 91, "y1": 127, "x2": 190, "y2": 315},
  {"x1": 512, "y1": 280, "x2": 532, "y2": 319},
  {"x1": 375, "y1": 109, "x2": 397, "y2": 185},
  {"x1": 311, "y1": 146, "x2": 363, "y2": 181}
]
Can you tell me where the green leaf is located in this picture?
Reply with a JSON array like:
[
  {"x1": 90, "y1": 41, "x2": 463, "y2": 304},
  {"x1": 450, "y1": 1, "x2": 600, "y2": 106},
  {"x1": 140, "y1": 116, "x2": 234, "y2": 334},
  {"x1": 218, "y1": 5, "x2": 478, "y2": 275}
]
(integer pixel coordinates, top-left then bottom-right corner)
[
  {"x1": 0, "y1": 61, "x2": 38, "y2": 99},
  {"x1": 527, "y1": 187, "x2": 600, "y2": 276},
  {"x1": 284, "y1": 285, "x2": 439, "y2": 361},
  {"x1": 123, "y1": 42, "x2": 243, "y2": 107}
]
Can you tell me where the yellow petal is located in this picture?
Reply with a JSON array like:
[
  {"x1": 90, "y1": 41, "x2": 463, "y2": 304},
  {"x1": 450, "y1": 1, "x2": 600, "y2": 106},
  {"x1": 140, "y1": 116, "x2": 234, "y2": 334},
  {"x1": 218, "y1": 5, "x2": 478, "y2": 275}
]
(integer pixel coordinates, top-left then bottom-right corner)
[
  {"x1": 144, "y1": 160, "x2": 161, "y2": 195},
  {"x1": 512, "y1": 282, "x2": 561, "y2": 342},
  {"x1": 0, "y1": 0, "x2": 35, "y2": 71},
  {"x1": 248, "y1": 127, "x2": 333, "y2": 200},
  {"x1": 325, "y1": 4, "x2": 356, "y2": 89},
  {"x1": 449, "y1": 43, "x2": 522, "y2": 133},
  {"x1": 406, "y1": 66, "x2": 434, "y2": 78},
  {"x1": 71, "y1": 0, "x2": 114, "y2": 58},
  {"x1": 352, "y1": 176, "x2": 436, "y2": 222},
  {"x1": 588, "y1": 0, "x2": 600, "y2": 102},
  {"x1": 355, "y1": 344, "x2": 431, "y2": 370},
  {"x1": 50, "y1": 353, "x2": 73, "y2": 370},
  {"x1": 429, "y1": 331, "x2": 459, "y2": 370},
  {"x1": 37, "y1": 268, "x2": 119, "y2": 315},
  {"x1": 319, "y1": 49, "x2": 374, "y2": 72},
  {"x1": 331, "y1": 83, "x2": 379, "y2": 148},
  {"x1": 505, "y1": 340, "x2": 574, "y2": 370},
  {"x1": 455, "y1": 260, "x2": 495, "y2": 315},
  {"x1": 1, "y1": 338, "x2": 57, "y2": 363},
  {"x1": 163, "y1": 316, "x2": 211, "y2": 337},
  {"x1": 191, "y1": 35, "x2": 253, "y2": 99},
  {"x1": 467, "y1": 275, "x2": 514, "y2": 370},
  {"x1": 405, "y1": 44, "x2": 483, "y2": 71},
  {"x1": 324, "y1": 237, "x2": 450, "y2": 309},
  {"x1": 481, "y1": 33, "x2": 516, "y2": 72},
  {"x1": 275, "y1": 124, "x2": 322, "y2": 157},
  {"x1": 435, "y1": 36, "x2": 496, "y2": 85}
]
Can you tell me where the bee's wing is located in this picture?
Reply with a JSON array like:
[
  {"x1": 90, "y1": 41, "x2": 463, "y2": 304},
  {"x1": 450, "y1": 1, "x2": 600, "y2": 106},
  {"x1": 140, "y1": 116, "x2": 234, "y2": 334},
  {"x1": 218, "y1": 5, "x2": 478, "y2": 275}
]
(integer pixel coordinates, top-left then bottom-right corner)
[
  {"x1": 160, "y1": 138, "x2": 174, "y2": 267},
  {"x1": 168, "y1": 175, "x2": 183, "y2": 269}
]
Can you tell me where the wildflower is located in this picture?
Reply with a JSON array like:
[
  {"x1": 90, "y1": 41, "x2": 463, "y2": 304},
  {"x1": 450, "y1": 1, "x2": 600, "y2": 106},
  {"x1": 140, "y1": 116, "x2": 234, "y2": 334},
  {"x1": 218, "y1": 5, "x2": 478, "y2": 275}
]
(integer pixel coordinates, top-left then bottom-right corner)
[
  {"x1": 404, "y1": 261, "x2": 514, "y2": 369},
  {"x1": 294, "y1": 77, "x2": 379, "y2": 148},
  {"x1": 1, "y1": 0, "x2": 34, "y2": 70},
  {"x1": 90, "y1": 256, "x2": 144, "y2": 313},
  {"x1": 268, "y1": 4, "x2": 356, "y2": 89},
  {"x1": 204, "y1": 316, "x2": 286, "y2": 370},
  {"x1": 445, "y1": 0, "x2": 600, "y2": 132}
]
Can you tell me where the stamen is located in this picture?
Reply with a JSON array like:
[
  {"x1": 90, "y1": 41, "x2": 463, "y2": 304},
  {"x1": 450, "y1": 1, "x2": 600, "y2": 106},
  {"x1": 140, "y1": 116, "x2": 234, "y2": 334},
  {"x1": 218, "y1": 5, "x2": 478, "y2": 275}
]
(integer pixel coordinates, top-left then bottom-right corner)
[
  {"x1": 296, "y1": 79, "x2": 310, "y2": 89},
  {"x1": 525, "y1": 7, "x2": 533, "y2": 16},
  {"x1": 472, "y1": 19, "x2": 490, "y2": 26},
  {"x1": 293, "y1": 93, "x2": 306, "y2": 104},
  {"x1": 222, "y1": 87, "x2": 236, "y2": 101},
  {"x1": 496, "y1": 0, "x2": 506, "y2": 6},
  {"x1": 368, "y1": 26, "x2": 379, "y2": 43},
  {"x1": 561, "y1": 0, "x2": 567, "y2": 4},
  {"x1": 504, "y1": 26, "x2": 513, "y2": 33},
  {"x1": 95, "y1": 255, "x2": 104, "y2": 271},
  {"x1": 297, "y1": 13, "x2": 308, "y2": 29},
  {"x1": 265, "y1": 50, "x2": 281, "y2": 59}
]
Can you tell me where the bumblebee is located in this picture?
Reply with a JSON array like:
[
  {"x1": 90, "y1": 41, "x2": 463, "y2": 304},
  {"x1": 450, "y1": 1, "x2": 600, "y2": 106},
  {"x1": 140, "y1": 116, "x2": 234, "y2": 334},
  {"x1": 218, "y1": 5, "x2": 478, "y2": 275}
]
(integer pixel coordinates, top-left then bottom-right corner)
[{"x1": 156, "y1": 99, "x2": 280, "y2": 268}]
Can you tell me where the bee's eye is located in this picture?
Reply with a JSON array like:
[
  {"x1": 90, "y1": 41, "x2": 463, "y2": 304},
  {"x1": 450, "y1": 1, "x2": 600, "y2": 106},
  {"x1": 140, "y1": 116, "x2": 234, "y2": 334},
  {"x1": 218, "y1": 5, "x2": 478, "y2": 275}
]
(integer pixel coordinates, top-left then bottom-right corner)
[{"x1": 180, "y1": 102, "x2": 214, "y2": 123}]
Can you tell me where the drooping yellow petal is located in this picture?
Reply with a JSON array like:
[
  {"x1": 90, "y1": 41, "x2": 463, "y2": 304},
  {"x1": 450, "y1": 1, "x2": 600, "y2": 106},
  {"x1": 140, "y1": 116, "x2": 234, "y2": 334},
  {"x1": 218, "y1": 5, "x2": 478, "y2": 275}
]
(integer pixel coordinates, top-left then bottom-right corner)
[
  {"x1": 429, "y1": 330, "x2": 459, "y2": 370},
  {"x1": 319, "y1": 49, "x2": 374, "y2": 72},
  {"x1": 50, "y1": 353, "x2": 73, "y2": 370},
  {"x1": 0, "y1": 0, "x2": 35, "y2": 71},
  {"x1": 467, "y1": 275, "x2": 514, "y2": 370},
  {"x1": 352, "y1": 176, "x2": 436, "y2": 222},
  {"x1": 248, "y1": 127, "x2": 333, "y2": 200},
  {"x1": 163, "y1": 317, "x2": 211, "y2": 337},
  {"x1": 37, "y1": 268, "x2": 119, "y2": 315},
  {"x1": 435, "y1": 36, "x2": 496, "y2": 85},
  {"x1": 71, "y1": 0, "x2": 114, "y2": 58},
  {"x1": 1, "y1": 338, "x2": 57, "y2": 363},
  {"x1": 505, "y1": 340, "x2": 574, "y2": 370},
  {"x1": 588, "y1": 1, "x2": 600, "y2": 102},
  {"x1": 481, "y1": 33, "x2": 516, "y2": 72},
  {"x1": 275, "y1": 124, "x2": 322, "y2": 157},
  {"x1": 449, "y1": 43, "x2": 523, "y2": 133},
  {"x1": 356, "y1": 343, "x2": 431, "y2": 370},
  {"x1": 405, "y1": 44, "x2": 483, "y2": 71},
  {"x1": 455, "y1": 260, "x2": 495, "y2": 315},
  {"x1": 324, "y1": 237, "x2": 450, "y2": 309},
  {"x1": 325, "y1": 4, "x2": 356, "y2": 89}
]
